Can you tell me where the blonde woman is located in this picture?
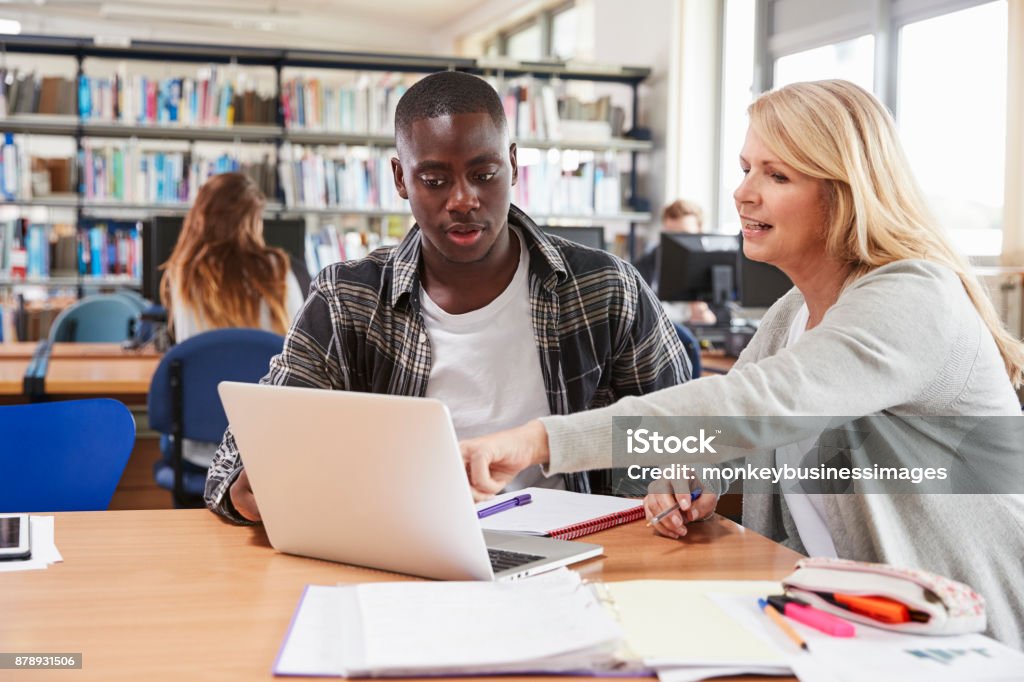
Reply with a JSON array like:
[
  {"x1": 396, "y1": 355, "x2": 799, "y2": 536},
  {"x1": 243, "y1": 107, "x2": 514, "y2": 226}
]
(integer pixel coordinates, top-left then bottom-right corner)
[
  {"x1": 461, "y1": 80, "x2": 1024, "y2": 646},
  {"x1": 161, "y1": 172, "x2": 304, "y2": 342},
  {"x1": 161, "y1": 172, "x2": 305, "y2": 469}
]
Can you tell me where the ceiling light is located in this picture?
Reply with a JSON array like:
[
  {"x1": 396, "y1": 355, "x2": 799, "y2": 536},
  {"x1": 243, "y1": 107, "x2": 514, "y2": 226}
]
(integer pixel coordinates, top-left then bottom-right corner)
[
  {"x1": 0, "y1": 19, "x2": 21, "y2": 35},
  {"x1": 99, "y1": 3, "x2": 301, "y2": 26}
]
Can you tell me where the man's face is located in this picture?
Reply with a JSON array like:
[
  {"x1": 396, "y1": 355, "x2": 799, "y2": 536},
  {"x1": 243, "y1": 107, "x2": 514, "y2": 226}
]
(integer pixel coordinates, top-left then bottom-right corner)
[{"x1": 392, "y1": 112, "x2": 518, "y2": 265}]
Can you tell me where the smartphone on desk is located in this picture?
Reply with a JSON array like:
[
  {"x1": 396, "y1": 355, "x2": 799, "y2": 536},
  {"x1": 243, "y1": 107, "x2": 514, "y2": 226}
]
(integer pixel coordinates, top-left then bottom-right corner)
[{"x1": 0, "y1": 513, "x2": 31, "y2": 560}]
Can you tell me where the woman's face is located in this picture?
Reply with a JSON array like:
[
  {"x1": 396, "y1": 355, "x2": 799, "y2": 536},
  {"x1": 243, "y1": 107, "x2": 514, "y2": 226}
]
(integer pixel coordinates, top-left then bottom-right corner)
[{"x1": 733, "y1": 126, "x2": 830, "y2": 278}]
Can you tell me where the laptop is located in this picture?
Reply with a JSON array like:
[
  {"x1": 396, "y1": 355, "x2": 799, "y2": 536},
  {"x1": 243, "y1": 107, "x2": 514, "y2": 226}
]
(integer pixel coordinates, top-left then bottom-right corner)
[{"x1": 218, "y1": 382, "x2": 603, "y2": 580}]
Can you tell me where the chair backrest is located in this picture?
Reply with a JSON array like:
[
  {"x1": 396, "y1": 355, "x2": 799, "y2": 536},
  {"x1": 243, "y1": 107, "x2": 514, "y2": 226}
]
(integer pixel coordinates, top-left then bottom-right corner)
[
  {"x1": 0, "y1": 399, "x2": 136, "y2": 512},
  {"x1": 49, "y1": 294, "x2": 141, "y2": 343},
  {"x1": 110, "y1": 290, "x2": 150, "y2": 313},
  {"x1": 148, "y1": 328, "x2": 284, "y2": 443},
  {"x1": 673, "y1": 323, "x2": 702, "y2": 379}
]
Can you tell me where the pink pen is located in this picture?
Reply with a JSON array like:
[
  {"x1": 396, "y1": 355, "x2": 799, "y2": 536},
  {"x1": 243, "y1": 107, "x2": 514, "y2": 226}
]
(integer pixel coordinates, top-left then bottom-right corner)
[{"x1": 767, "y1": 595, "x2": 856, "y2": 637}]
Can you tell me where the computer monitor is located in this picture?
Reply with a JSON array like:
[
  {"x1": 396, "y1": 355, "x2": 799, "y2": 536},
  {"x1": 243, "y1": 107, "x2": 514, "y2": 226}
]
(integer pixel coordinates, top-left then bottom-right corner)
[
  {"x1": 657, "y1": 233, "x2": 739, "y2": 307},
  {"x1": 540, "y1": 226, "x2": 605, "y2": 250},
  {"x1": 142, "y1": 216, "x2": 307, "y2": 303},
  {"x1": 738, "y1": 245, "x2": 793, "y2": 308}
]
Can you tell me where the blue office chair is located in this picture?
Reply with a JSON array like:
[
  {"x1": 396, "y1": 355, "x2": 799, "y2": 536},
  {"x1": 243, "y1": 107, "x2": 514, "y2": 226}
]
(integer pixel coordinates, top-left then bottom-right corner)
[
  {"x1": 674, "y1": 323, "x2": 702, "y2": 379},
  {"x1": 0, "y1": 399, "x2": 136, "y2": 512},
  {"x1": 110, "y1": 290, "x2": 150, "y2": 313},
  {"x1": 148, "y1": 328, "x2": 284, "y2": 507},
  {"x1": 48, "y1": 294, "x2": 141, "y2": 343}
]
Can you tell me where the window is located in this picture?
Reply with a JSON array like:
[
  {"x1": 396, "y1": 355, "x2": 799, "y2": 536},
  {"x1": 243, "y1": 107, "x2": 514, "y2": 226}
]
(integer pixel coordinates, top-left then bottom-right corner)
[
  {"x1": 734, "y1": 0, "x2": 1013, "y2": 259},
  {"x1": 476, "y1": 3, "x2": 577, "y2": 61},
  {"x1": 551, "y1": 6, "x2": 578, "y2": 60},
  {"x1": 773, "y1": 35, "x2": 875, "y2": 90},
  {"x1": 897, "y1": 1, "x2": 1007, "y2": 257},
  {"x1": 717, "y1": 0, "x2": 757, "y2": 233},
  {"x1": 506, "y1": 22, "x2": 543, "y2": 61}
]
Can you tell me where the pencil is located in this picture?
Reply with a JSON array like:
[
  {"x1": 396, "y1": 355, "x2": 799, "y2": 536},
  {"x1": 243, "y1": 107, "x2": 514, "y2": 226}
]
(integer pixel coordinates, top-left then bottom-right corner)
[{"x1": 758, "y1": 598, "x2": 810, "y2": 652}]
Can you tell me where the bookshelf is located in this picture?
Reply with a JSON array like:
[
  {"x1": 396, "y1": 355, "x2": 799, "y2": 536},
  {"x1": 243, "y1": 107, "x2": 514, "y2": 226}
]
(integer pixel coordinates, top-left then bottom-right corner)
[{"x1": 0, "y1": 34, "x2": 655, "y2": 298}]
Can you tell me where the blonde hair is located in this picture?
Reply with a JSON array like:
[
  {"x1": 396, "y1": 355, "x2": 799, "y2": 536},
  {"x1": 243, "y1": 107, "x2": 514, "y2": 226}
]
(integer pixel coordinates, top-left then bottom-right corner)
[
  {"x1": 161, "y1": 172, "x2": 290, "y2": 335},
  {"x1": 749, "y1": 79, "x2": 1024, "y2": 387},
  {"x1": 661, "y1": 199, "x2": 704, "y2": 226}
]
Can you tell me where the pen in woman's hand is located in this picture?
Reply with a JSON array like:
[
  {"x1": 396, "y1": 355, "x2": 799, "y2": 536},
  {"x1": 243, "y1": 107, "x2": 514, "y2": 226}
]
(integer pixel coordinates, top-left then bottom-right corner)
[{"x1": 645, "y1": 487, "x2": 703, "y2": 527}]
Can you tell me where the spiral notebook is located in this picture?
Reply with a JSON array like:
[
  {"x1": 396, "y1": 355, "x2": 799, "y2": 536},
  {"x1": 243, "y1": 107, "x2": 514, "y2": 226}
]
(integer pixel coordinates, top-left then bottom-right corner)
[{"x1": 475, "y1": 487, "x2": 644, "y2": 540}]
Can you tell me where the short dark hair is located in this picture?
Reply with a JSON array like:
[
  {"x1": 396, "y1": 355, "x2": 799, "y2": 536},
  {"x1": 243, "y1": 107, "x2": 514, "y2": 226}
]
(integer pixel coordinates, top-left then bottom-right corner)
[{"x1": 395, "y1": 71, "x2": 507, "y2": 140}]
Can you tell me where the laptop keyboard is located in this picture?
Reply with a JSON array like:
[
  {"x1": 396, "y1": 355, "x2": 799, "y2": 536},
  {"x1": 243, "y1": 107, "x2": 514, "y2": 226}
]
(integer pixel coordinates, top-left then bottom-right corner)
[{"x1": 487, "y1": 548, "x2": 544, "y2": 572}]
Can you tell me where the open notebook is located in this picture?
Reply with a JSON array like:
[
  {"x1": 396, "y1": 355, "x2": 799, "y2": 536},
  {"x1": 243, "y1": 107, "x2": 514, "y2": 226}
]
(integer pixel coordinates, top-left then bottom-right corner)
[{"x1": 475, "y1": 487, "x2": 644, "y2": 540}]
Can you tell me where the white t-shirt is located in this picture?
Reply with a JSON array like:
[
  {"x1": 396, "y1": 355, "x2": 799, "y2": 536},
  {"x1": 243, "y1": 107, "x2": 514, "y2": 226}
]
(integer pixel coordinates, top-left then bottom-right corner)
[
  {"x1": 774, "y1": 303, "x2": 838, "y2": 558},
  {"x1": 421, "y1": 227, "x2": 564, "y2": 492},
  {"x1": 171, "y1": 270, "x2": 304, "y2": 343},
  {"x1": 169, "y1": 269, "x2": 304, "y2": 468}
]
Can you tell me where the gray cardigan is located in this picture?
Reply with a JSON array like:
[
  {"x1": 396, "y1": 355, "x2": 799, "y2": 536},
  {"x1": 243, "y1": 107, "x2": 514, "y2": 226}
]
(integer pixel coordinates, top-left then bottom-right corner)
[{"x1": 541, "y1": 259, "x2": 1024, "y2": 647}]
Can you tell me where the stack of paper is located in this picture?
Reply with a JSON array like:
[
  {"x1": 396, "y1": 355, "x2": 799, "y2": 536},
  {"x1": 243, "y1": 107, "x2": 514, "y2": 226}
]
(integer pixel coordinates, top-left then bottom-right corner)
[
  {"x1": 275, "y1": 569, "x2": 628, "y2": 677},
  {"x1": 0, "y1": 516, "x2": 63, "y2": 573}
]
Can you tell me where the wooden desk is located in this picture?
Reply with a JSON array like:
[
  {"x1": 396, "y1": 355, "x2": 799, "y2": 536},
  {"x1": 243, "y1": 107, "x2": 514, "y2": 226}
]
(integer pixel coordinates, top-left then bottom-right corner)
[
  {"x1": 0, "y1": 509, "x2": 801, "y2": 681},
  {"x1": 44, "y1": 356, "x2": 160, "y2": 397},
  {"x1": 0, "y1": 341, "x2": 40, "y2": 359},
  {"x1": 0, "y1": 342, "x2": 161, "y2": 401},
  {"x1": 49, "y1": 342, "x2": 162, "y2": 359},
  {"x1": 700, "y1": 351, "x2": 737, "y2": 375},
  {"x1": 0, "y1": 357, "x2": 29, "y2": 395}
]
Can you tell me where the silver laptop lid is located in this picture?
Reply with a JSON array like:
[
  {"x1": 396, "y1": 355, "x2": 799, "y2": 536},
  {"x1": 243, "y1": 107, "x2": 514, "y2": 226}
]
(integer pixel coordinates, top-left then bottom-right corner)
[{"x1": 218, "y1": 382, "x2": 495, "y2": 581}]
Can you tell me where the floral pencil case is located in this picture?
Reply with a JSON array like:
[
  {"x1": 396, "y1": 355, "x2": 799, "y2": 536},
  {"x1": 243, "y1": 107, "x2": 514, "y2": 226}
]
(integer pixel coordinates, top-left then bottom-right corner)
[{"x1": 781, "y1": 556, "x2": 986, "y2": 636}]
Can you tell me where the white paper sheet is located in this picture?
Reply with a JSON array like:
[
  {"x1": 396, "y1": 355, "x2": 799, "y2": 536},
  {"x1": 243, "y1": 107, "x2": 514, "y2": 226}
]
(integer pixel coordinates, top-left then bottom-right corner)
[{"x1": 0, "y1": 516, "x2": 62, "y2": 572}]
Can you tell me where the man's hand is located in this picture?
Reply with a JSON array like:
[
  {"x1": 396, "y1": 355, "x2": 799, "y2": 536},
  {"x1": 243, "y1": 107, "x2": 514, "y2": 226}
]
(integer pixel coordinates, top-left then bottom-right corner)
[
  {"x1": 644, "y1": 479, "x2": 718, "y2": 539},
  {"x1": 460, "y1": 420, "x2": 550, "y2": 501},
  {"x1": 229, "y1": 469, "x2": 262, "y2": 522}
]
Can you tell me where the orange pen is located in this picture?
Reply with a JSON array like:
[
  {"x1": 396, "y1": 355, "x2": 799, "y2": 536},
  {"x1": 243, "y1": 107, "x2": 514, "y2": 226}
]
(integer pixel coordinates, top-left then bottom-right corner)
[{"x1": 832, "y1": 593, "x2": 910, "y2": 624}]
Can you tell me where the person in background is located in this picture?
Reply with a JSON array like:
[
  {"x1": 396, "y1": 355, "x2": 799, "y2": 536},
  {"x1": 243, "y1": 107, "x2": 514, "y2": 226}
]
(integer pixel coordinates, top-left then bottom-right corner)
[
  {"x1": 461, "y1": 79, "x2": 1024, "y2": 647},
  {"x1": 161, "y1": 171, "x2": 306, "y2": 343},
  {"x1": 205, "y1": 71, "x2": 690, "y2": 525},
  {"x1": 160, "y1": 171, "x2": 306, "y2": 469},
  {"x1": 661, "y1": 199, "x2": 703, "y2": 234},
  {"x1": 636, "y1": 199, "x2": 718, "y2": 325}
]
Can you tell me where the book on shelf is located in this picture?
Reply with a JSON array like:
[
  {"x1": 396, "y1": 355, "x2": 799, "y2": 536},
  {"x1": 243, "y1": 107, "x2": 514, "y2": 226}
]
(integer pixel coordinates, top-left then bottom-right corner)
[
  {"x1": 488, "y1": 76, "x2": 628, "y2": 144},
  {"x1": 76, "y1": 66, "x2": 277, "y2": 127},
  {"x1": 304, "y1": 224, "x2": 382, "y2": 274},
  {"x1": 514, "y1": 149, "x2": 621, "y2": 216},
  {"x1": 282, "y1": 72, "x2": 414, "y2": 135},
  {"x1": 79, "y1": 141, "x2": 276, "y2": 204},
  {"x1": 475, "y1": 487, "x2": 644, "y2": 540},
  {"x1": 77, "y1": 221, "x2": 141, "y2": 279},
  {"x1": 278, "y1": 142, "x2": 401, "y2": 211},
  {"x1": 0, "y1": 220, "x2": 82, "y2": 280}
]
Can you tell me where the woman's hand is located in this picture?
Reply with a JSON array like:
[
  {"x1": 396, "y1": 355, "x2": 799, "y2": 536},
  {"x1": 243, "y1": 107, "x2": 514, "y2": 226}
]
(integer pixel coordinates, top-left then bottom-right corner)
[
  {"x1": 644, "y1": 479, "x2": 719, "y2": 539},
  {"x1": 460, "y1": 420, "x2": 550, "y2": 501}
]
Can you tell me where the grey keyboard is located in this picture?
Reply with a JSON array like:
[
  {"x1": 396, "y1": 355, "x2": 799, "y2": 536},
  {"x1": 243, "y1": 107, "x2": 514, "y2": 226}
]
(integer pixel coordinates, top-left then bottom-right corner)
[{"x1": 488, "y1": 548, "x2": 544, "y2": 572}]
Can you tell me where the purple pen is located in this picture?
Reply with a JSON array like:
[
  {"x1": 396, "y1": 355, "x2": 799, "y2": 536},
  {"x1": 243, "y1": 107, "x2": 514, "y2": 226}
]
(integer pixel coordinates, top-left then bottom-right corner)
[{"x1": 477, "y1": 493, "x2": 532, "y2": 519}]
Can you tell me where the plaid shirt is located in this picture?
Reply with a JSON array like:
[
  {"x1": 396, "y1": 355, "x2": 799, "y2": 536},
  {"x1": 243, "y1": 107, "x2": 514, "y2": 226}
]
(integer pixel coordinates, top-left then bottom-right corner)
[{"x1": 206, "y1": 205, "x2": 690, "y2": 523}]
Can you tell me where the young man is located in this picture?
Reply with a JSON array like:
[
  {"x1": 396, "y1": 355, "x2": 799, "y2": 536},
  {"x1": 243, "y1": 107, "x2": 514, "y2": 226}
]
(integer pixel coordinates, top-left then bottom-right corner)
[
  {"x1": 205, "y1": 71, "x2": 690, "y2": 523},
  {"x1": 635, "y1": 199, "x2": 717, "y2": 325}
]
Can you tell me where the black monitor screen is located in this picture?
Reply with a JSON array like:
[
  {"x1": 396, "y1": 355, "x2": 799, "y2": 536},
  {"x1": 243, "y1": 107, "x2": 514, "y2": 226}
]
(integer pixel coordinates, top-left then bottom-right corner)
[
  {"x1": 142, "y1": 216, "x2": 307, "y2": 303},
  {"x1": 657, "y1": 233, "x2": 739, "y2": 303},
  {"x1": 738, "y1": 246, "x2": 793, "y2": 308},
  {"x1": 540, "y1": 226, "x2": 605, "y2": 250}
]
